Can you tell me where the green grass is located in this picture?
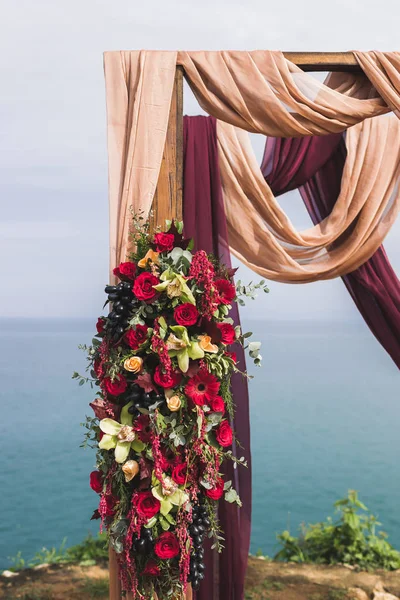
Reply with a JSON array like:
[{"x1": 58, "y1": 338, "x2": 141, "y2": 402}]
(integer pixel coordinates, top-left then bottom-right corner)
[{"x1": 81, "y1": 577, "x2": 109, "y2": 598}]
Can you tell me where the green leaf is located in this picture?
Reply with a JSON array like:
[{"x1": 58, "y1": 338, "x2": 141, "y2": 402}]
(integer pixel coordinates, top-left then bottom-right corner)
[
  {"x1": 165, "y1": 513, "x2": 176, "y2": 525},
  {"x1": 158, "y1": 316, "x2": 168, "y2": 330},
  {"x1": 224, "y1": 488, "x2": 242, "y2": 506},
  {"x1": 159, "y1": 515, "x2": 171, "y2": 531},
  {"x1": 144, "y1": 517, "x2": 157, "y2": 529},
  {"x1": 120, "y1": 402, "x2": 134, "y2": 426}
]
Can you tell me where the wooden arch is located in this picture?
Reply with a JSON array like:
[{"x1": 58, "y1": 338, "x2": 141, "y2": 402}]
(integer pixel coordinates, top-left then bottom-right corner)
[{"x1": 109, "y1": 50, "x2": 362, "y2": 600}]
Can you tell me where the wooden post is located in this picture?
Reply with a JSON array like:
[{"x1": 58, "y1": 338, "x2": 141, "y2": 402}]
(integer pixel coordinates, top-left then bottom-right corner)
[
  {"x1": 150, "y1": 66, "x2": 184, "y2": 231},
  {"x1": 109, "y1": 66, "x2": 184, "y2": 600}
]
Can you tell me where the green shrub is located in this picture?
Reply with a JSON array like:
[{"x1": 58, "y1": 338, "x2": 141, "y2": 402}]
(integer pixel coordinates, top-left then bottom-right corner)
[
  {"x1": 274, "y1": 490, "x2": 400, "y2": 571},
  {"x1": 7, "y1": 533, "x2": 108, "y2": 572},
  {"x1": 65, "y1": 532, "x2": 108, "y2": 563}
]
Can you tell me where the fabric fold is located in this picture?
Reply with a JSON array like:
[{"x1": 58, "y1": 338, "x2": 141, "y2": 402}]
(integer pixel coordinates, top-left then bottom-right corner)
[
  {"x1": 217, "y1": 115, "x2": 400, "y2": 283},
  {"x1": 262, "y1": 134, "x2": 400, "y2": 369},
  {"x1": 183, "y1": 116, "x2": 252, "y2": 600},
  {"x1": 354, "y1": 51, "x2": 400, "y2": 117},
  {"x1": 178, "y1": 50, "x2": 390, "y2": 137},
  {"x1": 104, "y1": 50, "x2": 177, "y2": 280}
]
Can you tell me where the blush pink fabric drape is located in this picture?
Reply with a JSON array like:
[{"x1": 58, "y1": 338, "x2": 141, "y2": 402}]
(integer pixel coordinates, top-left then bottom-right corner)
[
  {"x1": 177, "y1": 51, "x2": 390, "y2": 136},
  {"x1": 104, "y1": 50, "x2": 177, "y2": 280},
  {"x1": 354, "y1": 51, "x2": 400, "y2": 117},
  {"x1": 262, "y1": 134, "x2": 400, "y2": 369},
  {"x1": 104, "y1": 50, "x2": 400, "y2": 282},
  {"x1": 217, "y1": 115, "x2": 400, "y2": 283}
]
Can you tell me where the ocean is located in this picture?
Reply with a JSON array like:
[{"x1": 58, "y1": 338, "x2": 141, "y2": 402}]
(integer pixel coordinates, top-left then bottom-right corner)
[{"x1": 0, "y1": 317, "x2": 399, "y2": 568}]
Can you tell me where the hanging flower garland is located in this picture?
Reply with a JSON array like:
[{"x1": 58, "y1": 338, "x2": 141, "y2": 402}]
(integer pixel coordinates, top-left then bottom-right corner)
[{"x1": 75, "y1": 216, "x2": 267, "y2": 599}]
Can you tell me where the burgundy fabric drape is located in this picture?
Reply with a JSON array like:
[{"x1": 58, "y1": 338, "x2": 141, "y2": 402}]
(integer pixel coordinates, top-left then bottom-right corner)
[
  {"x1": 183, "y1": 116, "x2": 252, "y2": 600},
  {"x1": 262, "y1": 135, "x2": 400, "y2": 369}
]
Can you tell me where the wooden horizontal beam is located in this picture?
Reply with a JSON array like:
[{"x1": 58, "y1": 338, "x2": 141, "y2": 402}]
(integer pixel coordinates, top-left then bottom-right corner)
[{"x1": 283, "y1": 51, "x2": 360, "y2": 72}]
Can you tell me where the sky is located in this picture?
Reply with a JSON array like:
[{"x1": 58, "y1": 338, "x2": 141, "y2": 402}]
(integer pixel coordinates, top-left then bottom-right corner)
[{"x1": 0, "y1": 0, "x2": 399, "y2": 321}]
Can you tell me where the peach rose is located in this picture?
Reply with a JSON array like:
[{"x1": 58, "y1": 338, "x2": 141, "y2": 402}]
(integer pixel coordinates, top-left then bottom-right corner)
[
  {"x1": 198, "y1": 335, "x2": 219, "y2": 354},
  {"x1": 166, "y1": 395, "x2": 182, "y2": 412},
  {"x1": 138, "y1": 249, "x2": 159, "y2": 268},
  {"x1": 124, "y1": 356, "x2": 144, "y2": 373},
  {"x1": 122, "y1": 460, "x2": 140, "y2": 482}
]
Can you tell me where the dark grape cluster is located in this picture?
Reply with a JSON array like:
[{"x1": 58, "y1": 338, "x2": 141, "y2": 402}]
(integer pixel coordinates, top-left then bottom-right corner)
[
  {"x1": 126, "y1": 383, "x2": 164, "y2": 416},
  {"x1": 188, "y1": 498, "x2": 210, "y2": 590},
  {"x1": 105, "y1": 282, "x2": 137, "y2": 341},
  {"x1": 132, "y1": 526, "x2": 154, "y2": 554}
]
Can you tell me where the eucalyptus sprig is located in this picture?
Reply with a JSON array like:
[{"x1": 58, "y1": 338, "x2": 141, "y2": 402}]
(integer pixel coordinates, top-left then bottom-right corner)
[{"x1": 235, "y1": 278, "x2": 269, "y2": 306}]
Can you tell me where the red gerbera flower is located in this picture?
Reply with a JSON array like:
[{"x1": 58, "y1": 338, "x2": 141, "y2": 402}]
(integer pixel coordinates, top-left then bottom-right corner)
[
  {"x1": 214, "y1": 278, "x2": 236, "y2": 305},
  {"x1": 185, "y1": 370, "x2": 220, "y2": 406},
  {"x1": 134, "y1": 415, "x2": 153, "y2": 443},
  {"x1": 159, "y1": 447, "x2": 181, "y2": 472}
]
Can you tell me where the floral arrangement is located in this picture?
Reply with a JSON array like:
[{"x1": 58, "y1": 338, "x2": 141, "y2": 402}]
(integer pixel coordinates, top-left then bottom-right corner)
[{"x1": 75, "y1": 216, "x2": 266, "y2": 599}]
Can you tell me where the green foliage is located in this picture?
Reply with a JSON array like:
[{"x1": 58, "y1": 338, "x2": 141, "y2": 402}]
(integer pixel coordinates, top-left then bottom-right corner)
[
  {"x1": 65, "y1": 532, "x2": 109, "y2": 563},
  {"x1": 275, "y1": 490, "x2": 400, "y2": 571},
  {"x1": 7, "y1": 533, "x2": 108, "y2": 572},
  {"x1": 235, "y1": 278, "x2": 269, "y2": 306}
]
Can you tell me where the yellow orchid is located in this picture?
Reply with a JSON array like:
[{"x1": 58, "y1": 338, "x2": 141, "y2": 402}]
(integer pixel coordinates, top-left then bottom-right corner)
[
  {"x1": 152, "y1": 476, "x2": 189, "y2": 516},
  {"x1": 153, "y1": 268, "x2": 196, "y2": 305},
  {"x1": 166, "y1": 325, "x2": 204, "y2": 373},
  {"x1": 98, "y1": 402, "x2": 145, "y2": 463}
]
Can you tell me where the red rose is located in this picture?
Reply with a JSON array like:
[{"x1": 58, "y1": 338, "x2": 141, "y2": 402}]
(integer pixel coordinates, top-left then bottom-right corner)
[
  {"x1": 154, "y1": 531, "x2": 180, "y2": 559},
  {"x1": 153, "y1": 366, "x2": 182, "y2": 389},
  {"x1": 96, "y1": 317, "x2": 106, "y2": 334},
  {"x1": 205, "y1": 477, "x2": 224, "y2": 500},
  {"x1": 217, "y1": 323, "x2": 236, "y2": 345},
  {"x1": 171, "y1": 463, "x2": 188, "y2": 485},
  {"x1": 209, "y1": 395, "x2": 225, "y2": 414},
  {"x1": 125, "y1": 324, "x2": 149, "y2": 350},
  {"x1": 90, "y1": 470, "x2": 103, "y2": 493},
  {"x1": 214, "y1": 279, "x2": 236, "y2": 305},
  {"x1": 133, "y1": 491, "x2": 161, "y2": 519},
  {"x1": 104, "y1": 375, "x2": 127, "y2": 396},
  {"x1": 113, "y1": 261, "x2": 136, "y2": 281},
  {"x1": 133, "y1": 272, "x2": 159, "y2": 303},
  {"x1": 215, "y1": 420, "x2": 233, "y2": 447},
  {"x1": 143, "y1": 559, "x2": 160, "y2": 576},
  {"x1": 174, "y1": 303, "x2": 199, "y2": 327},
  {"x1": 153, "y1": 232, "x2": 175, "y2": 253}
]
